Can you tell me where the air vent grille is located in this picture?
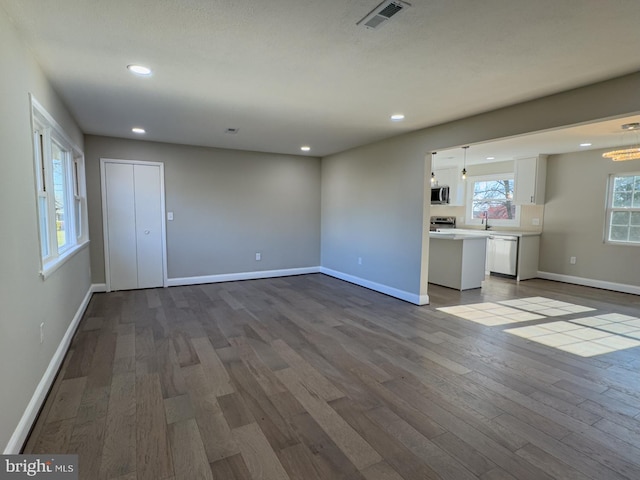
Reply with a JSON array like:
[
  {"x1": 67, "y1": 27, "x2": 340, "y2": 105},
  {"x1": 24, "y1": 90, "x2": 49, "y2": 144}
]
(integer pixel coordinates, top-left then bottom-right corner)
[
  {"x1": 378, "y1": 3, "x2": 403, "y2": 18},
  {"x1": 357, "y1": 0, "x2": 411, "y2": 30}
]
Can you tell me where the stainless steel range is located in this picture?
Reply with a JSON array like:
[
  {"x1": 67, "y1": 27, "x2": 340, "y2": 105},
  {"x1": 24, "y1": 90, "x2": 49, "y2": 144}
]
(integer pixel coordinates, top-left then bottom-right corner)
[{"x1": 429, "y1": 216, "x2": 456, "y2": 231}]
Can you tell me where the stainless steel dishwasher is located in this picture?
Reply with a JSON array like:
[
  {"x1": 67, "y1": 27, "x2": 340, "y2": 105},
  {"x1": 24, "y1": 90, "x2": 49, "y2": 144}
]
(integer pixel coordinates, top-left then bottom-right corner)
[{"x1": 487, "y1": 235, "x2": 518, "y2": 276}]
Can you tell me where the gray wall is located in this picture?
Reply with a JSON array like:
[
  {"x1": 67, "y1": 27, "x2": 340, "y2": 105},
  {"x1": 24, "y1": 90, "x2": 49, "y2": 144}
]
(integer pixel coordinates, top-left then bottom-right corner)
[
  {"x1": 84, "y1": 136, "x2": 321, "y2": 283},
  {"x1": 540, "y1": 148, "x2": 640, "y2": 286},
  {"x1": 321, "y1": 135, "x2": 429, "y2": 299},
  {"x1": 0, "y1": 9, "x2": 91, "y2": 451}
]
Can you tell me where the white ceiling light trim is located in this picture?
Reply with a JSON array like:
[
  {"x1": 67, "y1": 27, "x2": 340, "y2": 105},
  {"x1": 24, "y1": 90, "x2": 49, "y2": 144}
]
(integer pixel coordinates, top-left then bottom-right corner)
[
  {"x1": 127, "y1": 64, "x2": 152, "y2": 76},
  {"x1": 390, "y1": 113, "x2": 405, "y2": 121},
  {"x1": 301, "y1": 146, "x2": 311, "y2": 152},
  {"x1": 131, "y1": 127, "x2": 146, "y2": 134}
]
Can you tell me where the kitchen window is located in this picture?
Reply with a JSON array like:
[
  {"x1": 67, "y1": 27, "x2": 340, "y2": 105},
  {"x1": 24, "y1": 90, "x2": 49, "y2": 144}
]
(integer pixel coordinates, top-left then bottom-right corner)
[
  {"x1": 466, "y1": 174, "x2": 520, "y2": 227},
  {"x1": 31, "y1": 95, "x2": 88, "y2": 278},
  {"x1": 605, "y1": 173, "x2": 640, "y2": 245}
]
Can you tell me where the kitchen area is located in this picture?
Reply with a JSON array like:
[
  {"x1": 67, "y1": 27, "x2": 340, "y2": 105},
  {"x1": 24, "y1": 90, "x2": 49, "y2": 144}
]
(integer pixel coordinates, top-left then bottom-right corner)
[{"x1": 427, "y1": 149, "x2": 546, "y2": 291}]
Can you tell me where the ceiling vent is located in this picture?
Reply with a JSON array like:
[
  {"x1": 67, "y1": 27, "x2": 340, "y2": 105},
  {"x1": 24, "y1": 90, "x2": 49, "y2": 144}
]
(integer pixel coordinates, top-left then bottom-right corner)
[
  {"x1": 357, "y1": 0, "x2": 411, "y2": 30},
  {"x1": 225, "y1": 128, "x2": 239, "y2": 134}
]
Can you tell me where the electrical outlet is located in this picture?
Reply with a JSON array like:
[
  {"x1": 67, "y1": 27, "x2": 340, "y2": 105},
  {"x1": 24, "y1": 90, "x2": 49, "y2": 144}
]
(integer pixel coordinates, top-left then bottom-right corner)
[
  {"x1": 167, "y1": 211, "x2": 174, "y2": 221},
  {"x1": 40, "y1": 322, "x2": 45, "y2": 344},
  {"x1": 358, "y1": 257, "x2": 362, "y2": 265},
  {"x1": 255, "y1": 252, "x2": 261, "y2": 261},
  {"x1": 532, "y1": 218, "x2": 540, "y2": 226},
  {"x1": 570, "y1": 256, "x2": 577, "y2": 265}
]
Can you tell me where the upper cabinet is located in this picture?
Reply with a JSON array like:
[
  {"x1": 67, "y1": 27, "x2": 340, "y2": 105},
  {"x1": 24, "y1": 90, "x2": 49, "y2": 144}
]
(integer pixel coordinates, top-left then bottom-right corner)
[
  {"x1": 433, "y1": 167, "x2": 464, "y2": 206},
  {"x1": 514, "y1": 155, "x2": 547, "y2": 205}
]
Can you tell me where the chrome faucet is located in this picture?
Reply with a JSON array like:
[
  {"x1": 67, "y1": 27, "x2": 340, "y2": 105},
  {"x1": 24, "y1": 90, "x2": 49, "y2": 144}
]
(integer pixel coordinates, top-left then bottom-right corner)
[{"x1": 482, "y1": 212, "x2": 491, "y2": 230}]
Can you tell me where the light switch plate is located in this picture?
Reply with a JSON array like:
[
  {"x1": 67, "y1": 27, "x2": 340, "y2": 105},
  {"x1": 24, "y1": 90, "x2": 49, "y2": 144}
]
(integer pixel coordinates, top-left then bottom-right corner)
[{"x1": 167, "y1": 212, "x2": 174, "y2": 221}]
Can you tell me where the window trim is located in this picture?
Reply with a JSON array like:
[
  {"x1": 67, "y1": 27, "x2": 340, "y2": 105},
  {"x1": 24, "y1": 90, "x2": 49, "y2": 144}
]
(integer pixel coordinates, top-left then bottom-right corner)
[
  {"x1": 30, "y1": 95, "x2": 89, "y2": 279},
  {"x1": 465, "y1": 173, "x2": 521, "y2": 227},
  {"x1": 604, "y1": 172, "x2": 640, "y2": 247}
]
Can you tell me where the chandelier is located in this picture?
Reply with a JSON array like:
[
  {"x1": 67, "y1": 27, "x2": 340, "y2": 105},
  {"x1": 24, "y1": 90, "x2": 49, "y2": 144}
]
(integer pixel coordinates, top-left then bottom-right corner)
[{"x1": 602, "y1": 123, "x2": 640, "y2": 162}]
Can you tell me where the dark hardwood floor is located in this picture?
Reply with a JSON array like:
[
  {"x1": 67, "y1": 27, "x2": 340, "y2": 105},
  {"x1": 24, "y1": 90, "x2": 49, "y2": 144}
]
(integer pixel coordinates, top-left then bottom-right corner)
[{"x1": 24, "y1": 274, "x2": 640, "y2": 479}]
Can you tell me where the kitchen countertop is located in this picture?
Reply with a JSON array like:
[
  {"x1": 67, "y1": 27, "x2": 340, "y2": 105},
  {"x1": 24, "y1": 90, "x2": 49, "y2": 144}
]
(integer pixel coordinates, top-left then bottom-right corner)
[
  {"x1": 430, "y1": 228, "x2": 541, "y2": 238},
  {"x1": 429, "y1": 231, "x2": 488, "y2": 240}
]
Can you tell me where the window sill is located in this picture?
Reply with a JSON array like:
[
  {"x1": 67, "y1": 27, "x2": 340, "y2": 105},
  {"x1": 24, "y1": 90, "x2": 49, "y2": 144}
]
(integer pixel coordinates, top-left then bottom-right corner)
[
  {"x1": 604, "y1": 240, "x2": 640, "y2": 247},
  {"x1": 40, "y1": 239, "x2": 90, "y2": 280}
]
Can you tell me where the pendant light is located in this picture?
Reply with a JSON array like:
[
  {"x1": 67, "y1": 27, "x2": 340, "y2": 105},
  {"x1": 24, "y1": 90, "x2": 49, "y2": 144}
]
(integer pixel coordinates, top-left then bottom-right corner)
[
  {"x1": 602, "y1": 123, "x2": 640, "y2": 161},
  {"x1": 461, "y1": 146, "x2": 469, "y2": 180},
  {"x1": 431, "y1": 152, "x2": 437, "y2": 185}
]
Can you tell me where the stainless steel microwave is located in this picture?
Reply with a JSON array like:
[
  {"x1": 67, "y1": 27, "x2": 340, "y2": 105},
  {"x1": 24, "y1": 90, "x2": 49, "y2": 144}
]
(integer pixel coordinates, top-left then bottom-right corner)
[{"x1": 431, "y1": 185, "x2": 450, "y2": 204}]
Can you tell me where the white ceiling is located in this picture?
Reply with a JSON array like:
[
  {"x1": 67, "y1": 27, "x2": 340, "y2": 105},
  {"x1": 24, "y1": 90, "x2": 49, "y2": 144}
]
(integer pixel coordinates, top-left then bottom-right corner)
[{"x1": 2, "y1": 0, "x2": 640, "y2": 157}]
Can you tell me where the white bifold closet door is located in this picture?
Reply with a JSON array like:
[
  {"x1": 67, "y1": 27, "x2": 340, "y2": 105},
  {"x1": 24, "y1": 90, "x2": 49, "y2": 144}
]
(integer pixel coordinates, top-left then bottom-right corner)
[{"x1": 103, "y1": 161, "x2": 164, "y2": 291}]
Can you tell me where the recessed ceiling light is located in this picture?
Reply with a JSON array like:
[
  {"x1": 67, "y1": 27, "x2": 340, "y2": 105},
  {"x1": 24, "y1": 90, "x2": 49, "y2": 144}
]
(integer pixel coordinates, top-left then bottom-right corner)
[
  {"x1": 580, "y1": 143, "x2": 592, "y2": 147},
  {"x1": 486, "y1": 156, "x2": 495, "y2": 160},
  {"x1": 390, "y1": 114, "x2": 405, "y2": 121},
  {"x1": 127, "y1": 64, "x2": 152, "y2": 76},
  {"x1": 301, "y1": 146, "x2": 311, "y2": 152},
  {"x1": 132, "y1": 127, "x2": 146, "y2": 134}
]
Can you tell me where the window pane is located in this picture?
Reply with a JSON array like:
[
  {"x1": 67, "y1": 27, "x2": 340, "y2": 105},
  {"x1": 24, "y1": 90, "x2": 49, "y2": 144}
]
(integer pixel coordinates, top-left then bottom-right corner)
[
  {"x1": 613, "y1": 192, "x2": 632, "y2": 208},
  {"x1": 631, "y1": 212, "x2": 640, "y2": 226},
  {"x1": 611, "y1": 211, "x2": 630, "y2": 225},
  {"x1": 614, "y1": 176, "x2": 634, "y2": 192},
  {"x1": 633, "y1": 191, "x2": 640, "y2": 208},
  {"x1": 472, "y1": 179, "x2": 515, "y2": 220},
  {"x1": 52, "y1": 142, "x2": 67, "y2": 250},
  {"x1": 610, "y1": 225, "x2": 629, "y2": 242},
  {"x1": 630, "y1": 226, "x2": 640, "y2": 243},
  {"x1": 38, "y1": 196, "x2": 49, "y2": 258}
]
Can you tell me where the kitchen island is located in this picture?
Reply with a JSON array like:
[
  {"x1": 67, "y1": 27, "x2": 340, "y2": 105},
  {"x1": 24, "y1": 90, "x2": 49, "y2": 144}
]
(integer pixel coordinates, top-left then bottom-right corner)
[{"x1": 428, "y1": 232, "x2": 487, "y2": 290}]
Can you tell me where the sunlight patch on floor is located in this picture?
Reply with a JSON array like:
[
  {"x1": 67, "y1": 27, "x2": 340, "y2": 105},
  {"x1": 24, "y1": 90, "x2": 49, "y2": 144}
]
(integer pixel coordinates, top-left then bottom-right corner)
[
  {"x1": 437, "y1": 303, "x2": 543, "y2": 326},
  {"x1": 505, "y1": 319, "x2": 640, "y2": 357},
  {"x1": 498, "y1": 297, "x2": 596, "y2": 316},
  {"x1": 437, "y1": 297, "x2": 640, "y2": 357}
]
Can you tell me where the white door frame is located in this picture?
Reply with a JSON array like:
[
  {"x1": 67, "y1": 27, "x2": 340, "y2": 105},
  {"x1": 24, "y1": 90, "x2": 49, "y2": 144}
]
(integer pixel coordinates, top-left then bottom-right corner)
[{"x1": 100, "y1": 158, "x2": 168, "y2": 292}]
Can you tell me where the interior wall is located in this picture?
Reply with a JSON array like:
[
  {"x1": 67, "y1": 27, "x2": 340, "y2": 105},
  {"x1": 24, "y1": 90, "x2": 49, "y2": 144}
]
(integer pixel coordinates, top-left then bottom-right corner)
[
  {"x1": 84, "y1": 135, "x2": 321, "y2": 283},
  {"x1": 540, "y1": 148, "x2": 640, "y2": 286},
  {"x1": 321, "y1": 135, "x2": 429, "y2": 301},
  {"x1": 0, "y1": 8, "x2": 91, "y2": 451}
]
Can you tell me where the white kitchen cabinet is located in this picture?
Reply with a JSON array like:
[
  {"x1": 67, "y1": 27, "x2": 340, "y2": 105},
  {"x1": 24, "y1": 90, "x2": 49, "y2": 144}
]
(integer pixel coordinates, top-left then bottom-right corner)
[
  {"x1": 514, "y1": 155, "x2": 547, "y2": 205},
  {"x1": 433, "y1": 167, "x2": 464, "y2": 205}
]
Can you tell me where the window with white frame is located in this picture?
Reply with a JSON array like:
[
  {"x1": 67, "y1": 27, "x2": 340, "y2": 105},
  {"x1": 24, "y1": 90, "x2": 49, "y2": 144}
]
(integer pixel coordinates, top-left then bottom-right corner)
[
  {"x1": 31, "y1": 96, "x2": 88, "y2": 277},
  {"x1": 606, "y1": 173, "x2": 640, "y2": 245},
  {"x1": 466, "y1": 173, "x2": 520, "y2": 227}
]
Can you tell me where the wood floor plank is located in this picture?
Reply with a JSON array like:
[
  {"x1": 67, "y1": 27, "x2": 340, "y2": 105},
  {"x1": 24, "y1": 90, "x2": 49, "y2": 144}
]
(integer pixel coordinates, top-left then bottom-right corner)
[
  {"x1": 192, "y1": 393, "x2": 239, "y2": 463},
  {"x1": 271, "y1": 338, "x2": 345, "y2": 402},
  {"x1": 231, "y1": 423, "x2": 291, "y2": 480},
  {"x1": 168, "y1": 418, "x2": 214, "y2": 480},
  {"x1": 360, "y1": 461, "x2": 405, "y2": 480},
  {"x1": 276, "y1": 367, "x2": 382, "y2": 470},
  {"x1": 209, "y1": 453, "x2": 252, "y2": 480},
  {"x1": 100, "y1": 373, "x2": 136, "y2": 479},
  {"x1": 45, "y1": 376, "x2": 87, "y2": 423},
  {"x1": 136, "y1": 373, "x2": 173, "y2": 480},
  {"x1": 190, "y1": 336, "x2": 235, "y2": 396}
]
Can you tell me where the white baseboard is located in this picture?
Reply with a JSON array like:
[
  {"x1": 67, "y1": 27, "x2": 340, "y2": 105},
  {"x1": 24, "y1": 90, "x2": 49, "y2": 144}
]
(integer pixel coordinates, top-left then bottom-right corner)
[
  {"x1": 320, "y1": 267, "x2": 429, "y2": 305},
  {"x1": 166, "y1": 266, "x2": 321, "y2": 287},
  {"x1": 91, "y1": 283, "x2": 107, "y2": 293},
  {"x1": 4, "y1": 284, "x2": 98, "y2": 454},
  {"x1": 537, "y1": 271, "x2": 640, "y2": 296}
]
